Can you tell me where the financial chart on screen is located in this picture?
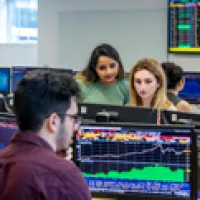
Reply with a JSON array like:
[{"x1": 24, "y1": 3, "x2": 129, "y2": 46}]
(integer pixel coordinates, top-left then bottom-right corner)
[
  {"x1": 75, "y1": 124, "x2": 193, "y2": 198},
  {"x1": 169, "y1": 0, "x2": 200, "y2": 53}
]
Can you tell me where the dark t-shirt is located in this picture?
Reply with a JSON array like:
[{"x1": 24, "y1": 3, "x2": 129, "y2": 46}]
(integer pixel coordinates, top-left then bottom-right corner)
[
  {"x1": 167, "y1": 92, "x2": 182, "y2": 106},
  {"x1": 0, "y1": 132, "x2": 91, "y2": 200}
]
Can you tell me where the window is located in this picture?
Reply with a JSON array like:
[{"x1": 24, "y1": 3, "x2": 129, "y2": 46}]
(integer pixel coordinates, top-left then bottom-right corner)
[
  {"x1": 0, "y1": 0, "x2": 38, "y2": 43},
  {"x1": 0, "y1": 0, "x2": 7, "y2": 42},
  {"x1": 0, "y1": 0, "x2": 6, "y2": 6}
]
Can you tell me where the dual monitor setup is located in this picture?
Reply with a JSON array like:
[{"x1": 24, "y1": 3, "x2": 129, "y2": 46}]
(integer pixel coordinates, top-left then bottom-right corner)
[{"x1": 0, "y1": 103, "x2": 199, "y2": 200}]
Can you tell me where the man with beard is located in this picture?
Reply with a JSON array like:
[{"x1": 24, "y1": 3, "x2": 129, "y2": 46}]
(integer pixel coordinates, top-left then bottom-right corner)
[{"x1": 0, "y1": 70, "x2": 91, "y2": 200}]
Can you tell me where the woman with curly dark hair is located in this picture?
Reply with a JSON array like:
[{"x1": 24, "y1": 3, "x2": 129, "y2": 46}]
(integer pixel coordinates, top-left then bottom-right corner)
[{"x1": 76, "y1": 43, "x2": 129, "y2": 105}]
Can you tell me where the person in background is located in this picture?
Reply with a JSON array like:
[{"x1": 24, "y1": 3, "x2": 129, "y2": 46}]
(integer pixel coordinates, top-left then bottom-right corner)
[
  {"x1": 75, "y1": 43, "x2": 129, "y2": 105},
  {"x1": 0, "y1": 70, "x2": 91, "y2": 200},
  {"x1": 129, "y1": 58, "x2": 176, "y2": 111},
  {"x1": 161, "y1": 62, "x2": 192, "y2": 112}
]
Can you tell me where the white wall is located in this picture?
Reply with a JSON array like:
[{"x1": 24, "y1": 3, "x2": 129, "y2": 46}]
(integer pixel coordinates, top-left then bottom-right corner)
[
  {"x1": 58, "y1": 9, "x2": 167, "y2": 71},
  {"x1": 38, "y1": 0, "x2": 59, "y2": 67},
  {"x1": 168, "y1": 54, "x2": 200, "y2": 71},
  {"x1": 56, "y1": 0, "x2": 167, "y2": 11},
  {"x1": 0, "y1": 44, "x2": 37, "y2": 66},
  {"x1": 38, "y1": 0, "x2": 200, "y2": 71},
  {"x1": 38, "y1": 0, "x2": 168, "y2": 68}
]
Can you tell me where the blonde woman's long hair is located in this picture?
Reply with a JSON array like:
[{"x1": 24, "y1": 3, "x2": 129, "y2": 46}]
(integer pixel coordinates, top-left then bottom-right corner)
[{"x1": 129, "y1": 58, "x2": 173, "y2": 110}]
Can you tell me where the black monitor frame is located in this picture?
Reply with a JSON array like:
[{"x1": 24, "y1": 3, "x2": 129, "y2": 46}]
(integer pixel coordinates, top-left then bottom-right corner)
[
  {"x1": 78, "y1": 103, "x2": 158, "y2": 124},
  {"x1": 74, "y1": 122, "x2": 197, "y2": 200},
  {"x1": 0, "y1": 67, "x2": 11, "y2": 94},
  {"x1": 179, "y1": 71, "x2": 200, "y2": 104},
  {"x1": 161, "y1": 110, "x2": 200, "y2": 128}
]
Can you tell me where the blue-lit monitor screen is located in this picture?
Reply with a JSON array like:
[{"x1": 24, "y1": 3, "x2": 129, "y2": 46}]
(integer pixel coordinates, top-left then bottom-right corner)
[
  {"x1": 179, "y1": 73, "x2": 200, "y2": 104},
  {"x1": 0, "y1": 68, "x2": 10, "y2": 93},
  {"x1": 0, "y1": 114, "x2": 17, "y2": 150},
  {"x1": 75, "y1": 124, "x2": 193, "y2": 198},
  {"x1": 12, "y1": 67, "x2": 40, "y2": 91}
]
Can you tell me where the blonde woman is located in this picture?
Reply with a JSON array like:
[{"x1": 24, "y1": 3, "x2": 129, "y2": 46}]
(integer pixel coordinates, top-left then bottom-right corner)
[{"x1": 129, "y1": 58, "x2": 176, "y2": 112}]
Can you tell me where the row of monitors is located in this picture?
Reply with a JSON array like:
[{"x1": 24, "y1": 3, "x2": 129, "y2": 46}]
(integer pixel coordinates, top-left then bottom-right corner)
[
  {"x1": 0, "y1": 68, "x2": 200, "y2": 104},
  {"x1": 0, "y1": 103, "x2": 200, "y2": 200},
  {"x1": 0, "y1": 67, "x2": 76, "y2": 94}
]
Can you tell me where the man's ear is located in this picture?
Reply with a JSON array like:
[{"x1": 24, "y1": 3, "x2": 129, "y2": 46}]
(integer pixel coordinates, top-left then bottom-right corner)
[{"x1": 46, "y1": 113, "x2": 60, "y2": 134}]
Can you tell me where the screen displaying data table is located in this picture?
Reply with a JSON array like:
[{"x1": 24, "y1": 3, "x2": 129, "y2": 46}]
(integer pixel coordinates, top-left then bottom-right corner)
[{"x1": 169, "y1": 0, "x2": 200, "y2": 53}]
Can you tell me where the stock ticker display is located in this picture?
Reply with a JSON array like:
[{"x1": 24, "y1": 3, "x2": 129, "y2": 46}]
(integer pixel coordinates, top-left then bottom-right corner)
[
  {"x1": 75, "y1": 124, "x2": 192, "y2": 198},
  {"x1": 169, "y1": 0, "x2": 200, "y2": 53}
]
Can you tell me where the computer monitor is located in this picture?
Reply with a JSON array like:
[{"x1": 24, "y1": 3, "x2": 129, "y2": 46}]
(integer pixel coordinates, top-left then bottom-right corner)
[
  {"x1": 74, "y1": 122, "x2": 197, "y2": 200},
  {"x1": 0, "y1": 68, "x2": 10, "y2": 94},
  {"x1": 12, "y1": 67, "x2": 73, "y2": 91},
  {"x1": 160, "y1": 110, "x2": 200, "y2": 128},
  {"x1": 12, "y1": 66, "x2": 44, "y2": 91},
  {"x1": 78, "y1": 103, "x2": 158, "y2": 124},
  {"x1": 179, "y1": 72, "x2": 200, "y2": 104},
  {"x1": 161, "y1": 110, "x2": 200, "y2": 200},
  {"x1": 0, "y1": 112, "x2": 17, "y2": 150}
]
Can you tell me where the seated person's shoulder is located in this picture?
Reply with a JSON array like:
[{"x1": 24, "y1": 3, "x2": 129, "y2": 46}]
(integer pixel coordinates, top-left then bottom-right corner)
[
  {"x1": 177, "y1": 100, "x2": 192, "y2": 112},
  {"x1": 13, "y1": 160, "x2": 91, "y2": 200},
  {"x1": 9, "y1": 162, "x2": 37, "y2": 181},
  {"x1": 41, "y1": 160, "x2": 91, "y2": 200},
  {"x1": 7, "y1": 160, "x2": 91, "y2": 199}
]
